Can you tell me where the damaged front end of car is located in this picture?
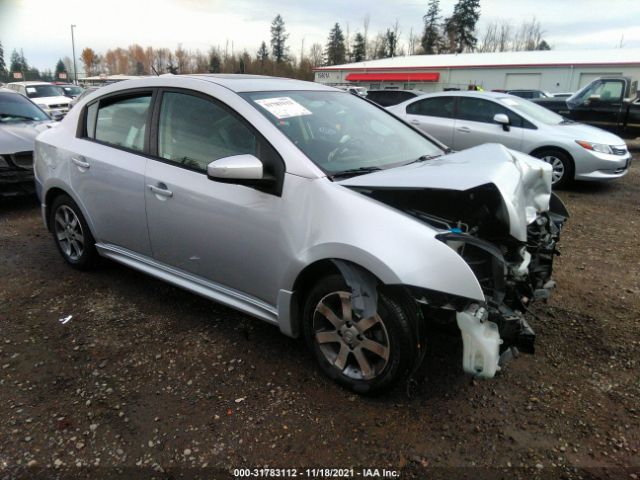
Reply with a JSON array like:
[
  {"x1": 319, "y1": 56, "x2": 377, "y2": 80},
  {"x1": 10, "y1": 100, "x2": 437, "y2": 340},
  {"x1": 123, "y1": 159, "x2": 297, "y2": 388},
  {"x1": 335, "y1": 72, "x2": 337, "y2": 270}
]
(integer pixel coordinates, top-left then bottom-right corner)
[{"x1": 342, "y1": 145, "x2": 569, "y2": 378}]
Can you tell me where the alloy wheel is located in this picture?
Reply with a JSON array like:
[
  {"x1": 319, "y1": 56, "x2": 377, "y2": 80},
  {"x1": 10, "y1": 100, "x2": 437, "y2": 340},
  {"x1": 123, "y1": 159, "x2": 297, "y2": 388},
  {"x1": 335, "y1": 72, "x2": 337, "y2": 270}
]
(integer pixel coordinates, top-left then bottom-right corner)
[
  {"x1": 312, "y1": 291, "x2": 390, "y2": 380},
  {"x1": 54, "y1": 205, "x2": 85, "y2": 261},
  {"x1": 541, "y1": 155, "x2": 565, "y2": 185}
]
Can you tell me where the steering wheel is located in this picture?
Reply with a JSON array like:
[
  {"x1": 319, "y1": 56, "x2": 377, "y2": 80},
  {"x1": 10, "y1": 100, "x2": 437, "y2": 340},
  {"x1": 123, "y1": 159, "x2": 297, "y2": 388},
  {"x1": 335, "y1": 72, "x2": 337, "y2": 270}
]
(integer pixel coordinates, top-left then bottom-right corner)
[{"x1": 327, "y1": 134, "x2": 366, "y2": 163}]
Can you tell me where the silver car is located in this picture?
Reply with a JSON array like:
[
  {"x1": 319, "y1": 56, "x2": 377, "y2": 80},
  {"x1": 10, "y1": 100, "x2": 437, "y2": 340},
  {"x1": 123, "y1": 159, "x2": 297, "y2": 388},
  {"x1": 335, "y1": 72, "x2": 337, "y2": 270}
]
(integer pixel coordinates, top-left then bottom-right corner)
[
  {"x1": 388, "y1": 91, "x2": 631, "y2": 187},
  {"x1": 0, "y1": 88, "x2": 57, "y2": 196},
  {"x1": 34, "y1": 75, "x2": 567, "y2": 394}
]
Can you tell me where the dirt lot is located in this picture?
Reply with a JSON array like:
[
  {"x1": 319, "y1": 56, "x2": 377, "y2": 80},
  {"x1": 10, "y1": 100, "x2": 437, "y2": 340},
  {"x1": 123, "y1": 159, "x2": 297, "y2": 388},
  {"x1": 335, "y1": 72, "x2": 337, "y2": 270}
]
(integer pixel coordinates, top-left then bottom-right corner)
[{"x1": 1, "y1": 158, "x2": 639, "y2": 480}]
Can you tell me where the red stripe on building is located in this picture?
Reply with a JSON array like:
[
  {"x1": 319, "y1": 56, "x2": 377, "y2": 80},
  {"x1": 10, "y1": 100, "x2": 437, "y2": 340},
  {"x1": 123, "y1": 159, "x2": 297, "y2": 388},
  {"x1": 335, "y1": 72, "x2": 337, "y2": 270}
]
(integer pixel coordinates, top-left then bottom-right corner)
[{"x1": 345, "y1": 72, "x2": 440, "y2": 82}]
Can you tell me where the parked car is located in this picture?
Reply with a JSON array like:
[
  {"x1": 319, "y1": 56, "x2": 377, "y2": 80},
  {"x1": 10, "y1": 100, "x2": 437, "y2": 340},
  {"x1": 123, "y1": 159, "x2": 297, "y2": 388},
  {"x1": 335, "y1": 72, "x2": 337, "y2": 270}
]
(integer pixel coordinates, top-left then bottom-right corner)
[
  {"x1": 505, "y1": 89, "x2": 552, "y2": 99},
  {"x1": 56, "y1": 83, "x2": 84, "y2": 99},
  {"x1": 34, "y1": 75, "x2": 567, "y2": 394},
  {"x1": 7, "y1": 81, "x2": 71, "y2": 118},
  {"x1": 366, "y1": 89, "x2": 425, "y2": 107},
  {"x1": 0, "y1": 88, "x2": 57, "y2": 196},
  {"x1": 388, "y1": 91, "x2": 631, "y2": 187},
  {"x1": 534, "y1": 76, "x2": 640, "y2": 138},
  {"x1": 69, "y1": 86, "x2": 100, "y2": 109},
  {"x1": 551, "y1": 92, "x2": 573, "y2": 99},
  {"x1": 335, "y1": 85, "x2": 368, "y2": 97}
]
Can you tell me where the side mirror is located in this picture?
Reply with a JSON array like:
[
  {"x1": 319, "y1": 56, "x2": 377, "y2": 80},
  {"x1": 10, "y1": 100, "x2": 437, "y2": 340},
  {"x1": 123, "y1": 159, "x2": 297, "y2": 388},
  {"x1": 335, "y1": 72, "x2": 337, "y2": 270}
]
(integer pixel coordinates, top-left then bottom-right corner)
[
  {"x1": 207, "y1": 154, "x2": 264, "y2": 181},
  {"x1": 50, "y1": 112, "x2": 64, "y2": 121},
  {"x1": 493, "y1": 113, "x2": 510, "y2": 131}
]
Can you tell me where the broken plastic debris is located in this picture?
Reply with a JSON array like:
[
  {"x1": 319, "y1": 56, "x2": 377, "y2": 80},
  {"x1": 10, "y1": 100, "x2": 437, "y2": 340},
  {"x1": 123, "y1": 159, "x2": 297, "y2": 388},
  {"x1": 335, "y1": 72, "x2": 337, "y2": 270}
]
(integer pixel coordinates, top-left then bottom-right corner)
[{"x1": 59, "y1": 315, "x2": 72, "y2": 325}]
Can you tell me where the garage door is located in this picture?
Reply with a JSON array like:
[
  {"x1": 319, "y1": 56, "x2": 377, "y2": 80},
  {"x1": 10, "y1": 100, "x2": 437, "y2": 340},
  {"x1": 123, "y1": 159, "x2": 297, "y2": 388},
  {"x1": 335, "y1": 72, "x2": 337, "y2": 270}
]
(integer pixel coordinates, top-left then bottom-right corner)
[
  {"x1": 578, "y1": 72, "x2": 623, "y2": 88},
  {"x1": 505, "y1": 73, "x2": 541, "y2": 89}
]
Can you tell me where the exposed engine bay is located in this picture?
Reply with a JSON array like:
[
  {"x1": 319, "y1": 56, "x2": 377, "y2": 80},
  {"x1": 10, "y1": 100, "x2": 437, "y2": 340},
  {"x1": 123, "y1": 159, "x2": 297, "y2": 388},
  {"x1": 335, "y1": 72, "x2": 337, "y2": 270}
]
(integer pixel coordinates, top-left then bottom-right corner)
[{"x1": 349, "y1": 183, "x2": 569, "y2": 377}]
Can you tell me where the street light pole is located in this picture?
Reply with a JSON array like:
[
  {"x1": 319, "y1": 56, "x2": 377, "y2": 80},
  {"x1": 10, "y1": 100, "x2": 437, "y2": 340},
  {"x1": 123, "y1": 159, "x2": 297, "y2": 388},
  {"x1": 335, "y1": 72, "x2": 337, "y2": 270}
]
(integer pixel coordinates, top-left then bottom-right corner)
[{"x1": 70, "y1": 24, "x2": 78, "y2": 84}]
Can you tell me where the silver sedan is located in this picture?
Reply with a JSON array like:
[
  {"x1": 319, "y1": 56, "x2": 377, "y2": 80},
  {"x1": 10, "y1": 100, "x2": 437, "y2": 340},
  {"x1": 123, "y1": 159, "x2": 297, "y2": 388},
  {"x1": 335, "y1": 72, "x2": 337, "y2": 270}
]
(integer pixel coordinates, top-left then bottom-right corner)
[
  {"x1": 34, "y1": 76, "x2": 567, "y2": 394},
  {"x1": 387, "y1": 91, "x2": 631, "y2": 187}
]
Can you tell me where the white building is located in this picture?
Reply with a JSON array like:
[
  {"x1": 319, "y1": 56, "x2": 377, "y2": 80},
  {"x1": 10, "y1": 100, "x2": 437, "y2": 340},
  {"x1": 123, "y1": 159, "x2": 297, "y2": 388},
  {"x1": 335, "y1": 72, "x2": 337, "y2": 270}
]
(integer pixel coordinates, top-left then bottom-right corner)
[{"x1": 313, "y1": 48, "x2": 640, "y2": 93}]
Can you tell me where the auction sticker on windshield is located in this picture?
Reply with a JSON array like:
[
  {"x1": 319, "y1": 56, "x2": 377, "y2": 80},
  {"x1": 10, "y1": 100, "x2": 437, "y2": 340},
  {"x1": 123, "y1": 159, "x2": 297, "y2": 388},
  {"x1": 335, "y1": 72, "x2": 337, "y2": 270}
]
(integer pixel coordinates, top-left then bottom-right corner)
[{"x1": 254, "y1": 97, "x2": 312, "y2": 119}]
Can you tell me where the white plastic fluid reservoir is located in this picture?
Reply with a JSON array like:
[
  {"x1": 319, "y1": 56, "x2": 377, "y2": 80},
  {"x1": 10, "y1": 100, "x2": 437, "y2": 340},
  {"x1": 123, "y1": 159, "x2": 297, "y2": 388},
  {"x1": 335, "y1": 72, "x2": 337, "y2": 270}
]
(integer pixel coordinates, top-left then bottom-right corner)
[{"x1": 456, "y1": 309, "x2": 502, "y2": 379}]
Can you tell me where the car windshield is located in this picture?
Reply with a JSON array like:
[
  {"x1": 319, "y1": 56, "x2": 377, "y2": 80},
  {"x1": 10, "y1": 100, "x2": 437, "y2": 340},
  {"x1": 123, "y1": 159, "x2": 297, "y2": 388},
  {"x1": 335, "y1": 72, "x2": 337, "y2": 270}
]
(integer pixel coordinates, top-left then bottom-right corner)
[
  {"x1": 61, "y1": 85, "x2": 83, "y2": 97},
  {"x1": 24, "y1": 84, "x2": 64, "y2": 98},
  {"x1": 498, "y1": 96, "x2": 565, "y2": 125},
  {"x1": 241, "y1": 90, "x2": 444, "y2": 174},
  {"x1": 0, "y1": 92, "x2": 50, "y2": 122}
]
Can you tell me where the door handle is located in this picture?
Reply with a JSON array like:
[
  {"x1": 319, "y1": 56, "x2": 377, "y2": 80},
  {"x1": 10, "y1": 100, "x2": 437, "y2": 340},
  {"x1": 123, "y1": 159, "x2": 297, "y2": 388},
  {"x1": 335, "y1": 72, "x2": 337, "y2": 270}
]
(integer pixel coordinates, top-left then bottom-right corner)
[
  {"x1": 410, "y1": 119, "x2": 420, "y2": 125},
  {"x1": 457, "y1": 126, "x2": 471, "y2": 133},
  {"x1": 71, "y1": 156, "x2": 90, "y2": 169},
  {"x1": 147, "y1": 183, "x2": 173, "y2": 198}
]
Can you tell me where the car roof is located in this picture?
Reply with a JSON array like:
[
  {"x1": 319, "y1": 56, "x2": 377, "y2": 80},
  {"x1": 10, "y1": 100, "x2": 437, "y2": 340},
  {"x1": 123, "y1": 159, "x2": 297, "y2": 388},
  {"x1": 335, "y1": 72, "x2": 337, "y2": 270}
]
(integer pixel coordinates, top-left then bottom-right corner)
[
  {"x1": 408, "y1": 91, "x2": 510, "y2": 100},
  {"x1": 8, "y1": 81, "x2": 54, "y2": 86},
  {"x1": 72, "y1": 74, "x2": 341, "y2": 96},
  {"x1": 174, "y1": 74, "x2": 336, "y2": 93}
]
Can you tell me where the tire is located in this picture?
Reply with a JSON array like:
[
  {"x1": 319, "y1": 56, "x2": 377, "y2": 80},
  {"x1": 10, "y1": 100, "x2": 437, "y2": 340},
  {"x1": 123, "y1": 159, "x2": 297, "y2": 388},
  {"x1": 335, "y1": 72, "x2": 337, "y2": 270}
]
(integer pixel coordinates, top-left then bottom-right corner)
[
  {"x1": 532, "y1": 148, "x2": 574, "y2": 189},
  {"x1": 302, "y1": 274, "x2": 417, "y2": 394},
  {"x1": 49, "y1": 194, "x2": 98, "y2": 270}
]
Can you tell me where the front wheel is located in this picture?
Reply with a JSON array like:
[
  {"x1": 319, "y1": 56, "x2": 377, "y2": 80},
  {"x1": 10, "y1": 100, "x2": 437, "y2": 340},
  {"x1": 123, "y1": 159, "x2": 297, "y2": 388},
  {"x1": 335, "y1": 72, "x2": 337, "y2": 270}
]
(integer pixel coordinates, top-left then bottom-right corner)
[
  {"x1": 532, "y1": 149, "x2": 574, "y2": 188},
  {"x1": 302, "y1": 275, "x2": 417, "y2": 394}
]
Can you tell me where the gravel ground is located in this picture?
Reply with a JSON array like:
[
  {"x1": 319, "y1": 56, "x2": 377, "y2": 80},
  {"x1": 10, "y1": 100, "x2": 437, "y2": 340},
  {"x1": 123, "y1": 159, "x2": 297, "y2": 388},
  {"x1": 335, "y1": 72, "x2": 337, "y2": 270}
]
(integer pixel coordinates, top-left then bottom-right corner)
[{"x1": 1, "y1": 157, "x2": 639, "y2": 480}]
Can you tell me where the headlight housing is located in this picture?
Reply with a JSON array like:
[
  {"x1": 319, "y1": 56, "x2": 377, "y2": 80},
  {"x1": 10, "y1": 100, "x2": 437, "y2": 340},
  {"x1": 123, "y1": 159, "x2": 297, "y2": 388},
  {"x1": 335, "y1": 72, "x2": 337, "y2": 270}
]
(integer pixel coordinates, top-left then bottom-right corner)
[
  {"x1": 575, "y1": 140, "x2": 613, "y2": 154},
  {"x1": 35, "y1": 103, "x2": 49, "y2": 110}
]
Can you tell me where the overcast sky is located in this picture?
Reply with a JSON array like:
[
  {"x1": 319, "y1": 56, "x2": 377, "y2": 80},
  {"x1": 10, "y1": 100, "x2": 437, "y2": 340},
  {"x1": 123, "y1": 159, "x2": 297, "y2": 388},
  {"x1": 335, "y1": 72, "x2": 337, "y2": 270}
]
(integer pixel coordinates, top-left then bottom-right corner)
[{"x1": 1, "y1": 0, "x2": 639, "y2": 71}]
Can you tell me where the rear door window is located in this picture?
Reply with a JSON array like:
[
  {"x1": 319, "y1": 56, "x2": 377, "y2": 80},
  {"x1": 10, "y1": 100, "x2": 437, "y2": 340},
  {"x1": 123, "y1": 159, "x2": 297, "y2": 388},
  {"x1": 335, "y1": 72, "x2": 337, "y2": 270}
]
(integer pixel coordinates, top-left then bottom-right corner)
[
  {"x1": 407, "y1": 96, "x2": 455, "y2": 118},
  {"x1": 93, "y1": 93, "x2": 152, "y2": 152}
]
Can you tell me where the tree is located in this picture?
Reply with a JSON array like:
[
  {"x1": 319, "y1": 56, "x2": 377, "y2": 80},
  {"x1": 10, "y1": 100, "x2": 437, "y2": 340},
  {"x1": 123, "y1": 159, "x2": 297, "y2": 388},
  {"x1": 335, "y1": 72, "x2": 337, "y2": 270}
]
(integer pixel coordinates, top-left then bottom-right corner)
[
  {"x1": 385, "y1": 21, "x2": 401, "y2": 58},
  {"x1": 537, "y1": 39, "x2": 551, "y2": 50},
  {"x1": 209, "y1": 48, "x2": 221, "y2": 73},
  {"x1": 421, "y1": 0, "x2": 442, "y2": 54},
  {"x1": 257, "y1": 41, "x2": 269, "y2": 62},
  {"x1": 0, "y1": 41, "x2": 5, "y2": 73},
  {"x1": 352, "y1": 33, "x2": 366, "y2": 62},
  {"x1": 80, "y1": 47, "x2": 99, "y2": 76},
  {"x1": 325, "y1": 23, "x2": 346, "y2": 66},
  {"x1": 270, "y1": 14, "x2": 289, "y2": 63},
  {"x1": 445, "y1": 0, "x2": 481, "y2": 53},
  {"x1": 9, "y1": 49, "x2": 27, "y2": 78},
  {"x1": 308, "y1": 43, "x2": 324, "y2": 67},
  {"x1": 55, "y1": 59, "x2": 67, "y2": 79}
]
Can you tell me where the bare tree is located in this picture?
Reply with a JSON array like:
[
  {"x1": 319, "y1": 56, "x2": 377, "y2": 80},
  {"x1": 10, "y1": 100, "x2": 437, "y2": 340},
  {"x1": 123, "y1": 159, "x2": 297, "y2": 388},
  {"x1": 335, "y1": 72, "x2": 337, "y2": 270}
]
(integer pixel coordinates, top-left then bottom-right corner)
[
  {"x1": 309, "y1": 43, "x2": 324, "y2": 67},
  {"x1": 363, "y1": 14, "x2": 370, "y2": 60}
]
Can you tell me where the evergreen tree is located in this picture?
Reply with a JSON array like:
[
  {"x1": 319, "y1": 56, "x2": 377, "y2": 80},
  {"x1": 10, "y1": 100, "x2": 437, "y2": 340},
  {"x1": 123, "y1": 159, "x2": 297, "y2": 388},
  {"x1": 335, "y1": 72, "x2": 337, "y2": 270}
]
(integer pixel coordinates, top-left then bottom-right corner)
[
  {"x1": 421, "y1": 0, "x2": 441, "y2": 54},
  {"x1": 209, "y1": 51, "x2": 221, "y2": 73},
  {"x1": 270, "y1": 15, "x2": 289, "y2": 63},
  {"x1": 55, "y1": 58, "x2": 66, "y2": 79},
  {"x1": 352, "y1": 33, "x2": 366, "y2": 62},
  {"x1": 325, "y1": 23, "x2": 346, "y2": 66},
  {"x1": 446, "y1": 0, "x2": 481, "y2": 53},
  {"x1": 257, "y1": 41, "x2": 269, "y2": 62},
  {"x1": 10, "y1": 49, "x2": 24, "y2": 73},
  {"x1": 537, "y1": 39, "x2": 551, "y2": 50},
  {"x1": 0, "y1": 41, "x2": 6, "y2": 72},
  {"x1": 385, "y1": 28, "x2": 398, "y2": 58}
]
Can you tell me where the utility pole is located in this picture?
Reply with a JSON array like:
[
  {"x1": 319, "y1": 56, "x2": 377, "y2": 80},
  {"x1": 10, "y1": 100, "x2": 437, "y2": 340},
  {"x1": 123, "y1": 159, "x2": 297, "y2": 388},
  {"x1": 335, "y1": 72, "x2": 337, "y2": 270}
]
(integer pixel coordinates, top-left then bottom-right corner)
[{"x1": 70, "y1": 24, "x2": 78, "y2": 84}]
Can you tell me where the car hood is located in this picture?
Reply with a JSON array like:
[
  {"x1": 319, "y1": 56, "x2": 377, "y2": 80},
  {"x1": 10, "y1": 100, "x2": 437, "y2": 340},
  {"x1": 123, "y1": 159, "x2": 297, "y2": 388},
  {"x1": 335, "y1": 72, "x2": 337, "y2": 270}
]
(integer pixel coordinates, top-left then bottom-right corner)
[
  {"x1": 547, "y1": 122, "x2": 626, "y2": 145},
  {"x1": 337, "y1": 143, "x2": 553, "y2": 242},
  {"x1": 0, "y1": 121, "x2": 56, "y2": 154},
  {"x1": 32, "y1": 96, "x2": 70, "y2": 106}
]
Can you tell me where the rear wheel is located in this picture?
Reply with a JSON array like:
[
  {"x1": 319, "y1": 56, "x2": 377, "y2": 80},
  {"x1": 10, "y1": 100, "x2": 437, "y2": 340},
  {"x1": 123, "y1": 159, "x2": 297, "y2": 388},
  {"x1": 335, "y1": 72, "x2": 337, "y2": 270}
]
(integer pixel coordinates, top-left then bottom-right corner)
[
  {"x1": 532, "y1": 148, "x2": 574, "y2": 188},
  {"x1": 50, "y1": 194, "x2": 98, "y2": 270},
  {"x1": 302, "y1": 274, "x2": 417, "y2": 394}
]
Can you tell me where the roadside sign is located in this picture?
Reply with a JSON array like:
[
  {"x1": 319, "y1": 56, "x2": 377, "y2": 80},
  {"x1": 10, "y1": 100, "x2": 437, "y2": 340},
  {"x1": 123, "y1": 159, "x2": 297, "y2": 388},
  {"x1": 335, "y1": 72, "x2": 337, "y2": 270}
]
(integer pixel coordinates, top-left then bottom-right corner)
[
  {"x1": 12, "y1": 72, "x2": 23, "y2": 79},
  {"x1": 58, "y1": 72, "x2": 67, "y2": 79}
]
